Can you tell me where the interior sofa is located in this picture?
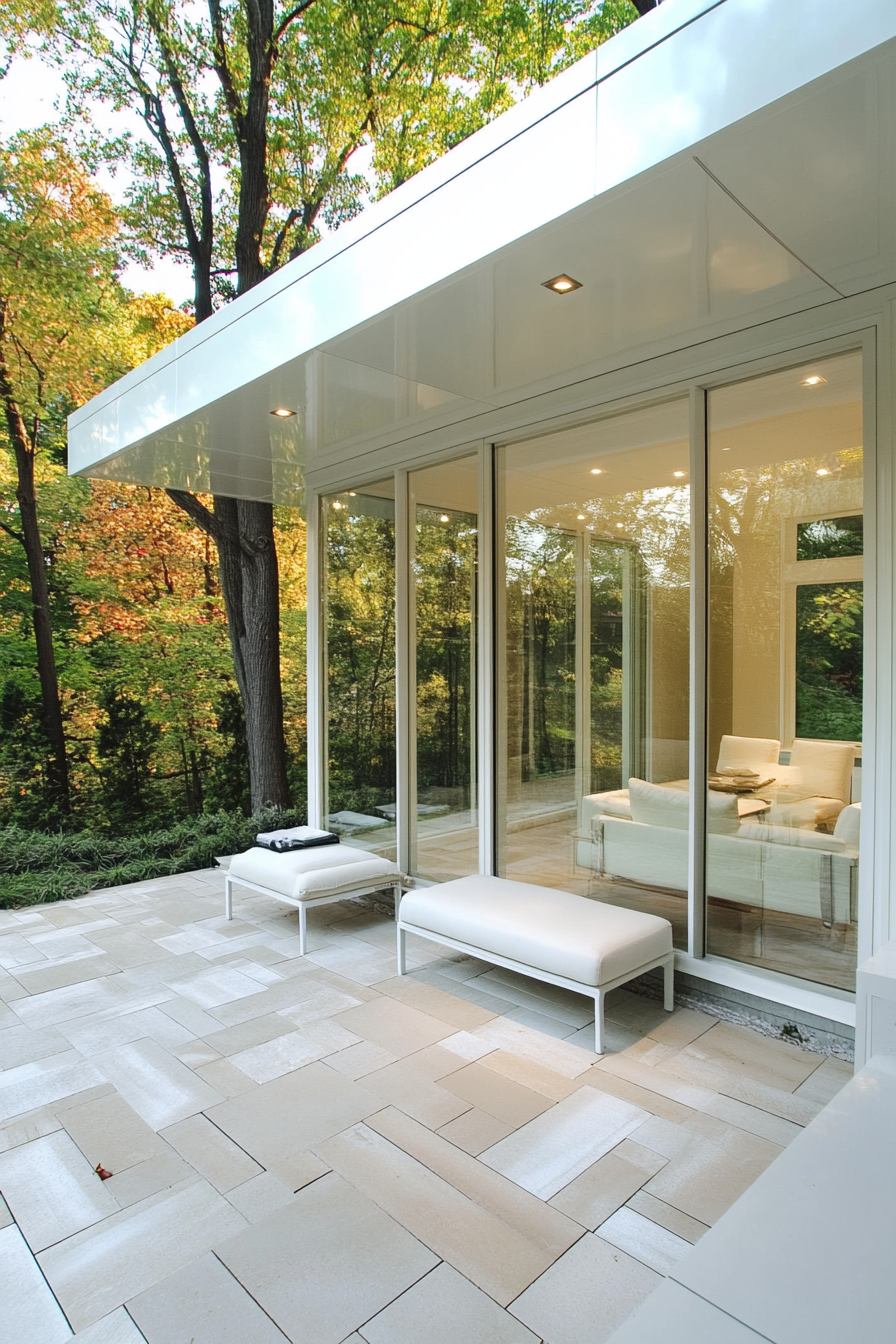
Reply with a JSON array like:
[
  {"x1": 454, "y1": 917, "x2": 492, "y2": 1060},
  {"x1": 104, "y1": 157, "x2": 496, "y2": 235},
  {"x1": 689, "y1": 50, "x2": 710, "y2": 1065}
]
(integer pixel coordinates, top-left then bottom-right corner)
[{"x1": 578, "y1": 778, "x2": 858, "y2": 927}]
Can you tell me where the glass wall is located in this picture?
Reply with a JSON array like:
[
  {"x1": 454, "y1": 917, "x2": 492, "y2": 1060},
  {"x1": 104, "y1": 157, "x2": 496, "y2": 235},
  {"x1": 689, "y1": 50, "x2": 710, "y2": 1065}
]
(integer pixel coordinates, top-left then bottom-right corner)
[
  {"x1": 322, "y1": 480, "x2": 397, "y2": 859},
  {"x1": 707, "y1": 352, "x2": 862, "y2": 989},
  {"x1": 497, "y1": 400, "x2": 692, "y2": 947},
  {"x1": 409, "y1": 456, "x2": 479, "y2": 880}
]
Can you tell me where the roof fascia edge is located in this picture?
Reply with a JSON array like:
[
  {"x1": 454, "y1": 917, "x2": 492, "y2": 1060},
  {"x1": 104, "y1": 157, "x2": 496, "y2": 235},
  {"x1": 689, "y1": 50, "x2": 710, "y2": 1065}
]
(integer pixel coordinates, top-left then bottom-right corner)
[{"x1": 69, "y1": 0, "x2": 727, "y2": 431}]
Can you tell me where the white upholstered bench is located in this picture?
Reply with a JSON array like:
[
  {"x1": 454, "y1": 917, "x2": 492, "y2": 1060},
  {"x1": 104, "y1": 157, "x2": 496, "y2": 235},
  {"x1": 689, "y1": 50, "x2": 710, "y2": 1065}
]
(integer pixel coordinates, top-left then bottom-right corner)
[
  {"x1": 225, "y1": 844, "x2": 403, "y2": 954},
  {"x1": 397, "y1": 875, "x2": 674, "y2": 1052}
]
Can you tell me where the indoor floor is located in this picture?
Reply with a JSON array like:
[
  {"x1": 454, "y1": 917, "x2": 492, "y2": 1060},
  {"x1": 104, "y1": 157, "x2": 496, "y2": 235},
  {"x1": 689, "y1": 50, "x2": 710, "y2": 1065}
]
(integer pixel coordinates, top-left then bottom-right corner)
[{"x1": 0, "y1": 869, "x2": 851, "y2": 1344}]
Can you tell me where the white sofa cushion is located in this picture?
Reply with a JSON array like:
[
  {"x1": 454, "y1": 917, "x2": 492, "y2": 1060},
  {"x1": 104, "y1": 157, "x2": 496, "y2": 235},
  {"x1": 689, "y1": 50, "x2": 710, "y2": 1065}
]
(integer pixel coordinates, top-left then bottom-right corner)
[
  {"x1": 737, "y1": 824, "x2": 846, "y2": 852},
  {"x1": 716, "y1": 735, "x2": 781, "y2": 773},
  {"x1": 628, "y1": 778, "x2": 740, "y2": 835},
  {"x1": 399, "y1": 875, "x2": 671, "y2": 987},
  {"x1": 582, "y1": 789, "x2": 633, "y2": 823},
  {"x1": 833, "y1": 801, "x2": 861, "y2": 850},
  {"x1": 228, "y1": 844, "x2": 400, "y2": 900},
  {"x1": 789, "y1": 740, "x2": 854, "y2": 804}
]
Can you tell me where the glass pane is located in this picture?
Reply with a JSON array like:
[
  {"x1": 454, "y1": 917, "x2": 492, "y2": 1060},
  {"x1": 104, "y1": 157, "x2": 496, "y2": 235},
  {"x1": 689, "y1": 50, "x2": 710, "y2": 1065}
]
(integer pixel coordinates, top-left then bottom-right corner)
[
  {"x1": 796, "y1": 515, "x2": 863, "y2": 560},
  {"x1": 707, "y1": 352, "x2": 862, "y2": 990},
  {"x1": 409, "y1": 457, "x2": 479, "y2": 880},
  {"x1": 796, "y1": 582, "x2": 863, "y2": 740},
  {"x1": 323, "y1": 481, "x2": 397, "y2": 859},
  {"x1": 498, "y1": 400, "x2": 691, "y2": 948}
]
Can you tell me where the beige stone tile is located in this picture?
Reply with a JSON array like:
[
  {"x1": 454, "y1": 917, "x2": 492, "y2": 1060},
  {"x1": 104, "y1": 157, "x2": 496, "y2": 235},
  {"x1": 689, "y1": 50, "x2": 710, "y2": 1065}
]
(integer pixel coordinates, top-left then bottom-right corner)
[
  {"x1": 127, "y1": 1250, "x2": 290, "y2": 1343},
  {"x1": 441, "y1": 1062, "x2": 555, "y2": 1127},
  {"x1": 437, "y1": 1107, "x2": 515, "y2": 1155},
  {"x1": 481, "y1": 1086, "x2": 650, "y2": 1200},
  {"x1": 229, "y1": 1030, "x2": 328, "y2": 1083},
  {"x1": 92, "y1": 1039, "x2": 223, "y2": 1130},
  {"x1": 216, "y1": 1171, "x2": 438, "y2": 1344},
  {"x1": 193, "y1": 1057, "x2": 258, "y2": 1099},
  {"x1": 164, "y1": 964, "x2": 269, "y2": 1010},
  {"x1": 305, "y1": 944, "x2": 396, "y2": 987},
  {"x1": 155, "y1": 995, "x2": 223, "y2": 1036},
  {"x1": 362, "y1": 1057, "x2": 472, "y2": 1128},
  {"x1": 62, "y1": 1091, "x2": 170, "y2": 1172},
  {"x1": 0, "y1": 1059, "x2": 107, "y2": 1124},
  {"x1": 209, "y1": 977, "x2": 338, "y2": 1027},
  {"x1": 794, "y1": 1054, "x2": 853, "y2": 1106},
  {"x1": 55, "y1": 1011, "x2": 151, "y2": 1057},
  {"x1": 72, "y1": 1305, "x2": 147, "y2": 1342},
  {"x1": 102, "y1": 1149, "x2": 195, "y2": 1207},
  {"x1": 597, "y1": 1205, "x2": 693, "y2": 1274},
  {"x1": 626, "y1": 1190, "x2": 709, "y2": 1243},
  {"x1": 549, "y1": 1139, "x2": 666, "y2": 1230},
  {"x1": 361, "y1": 1262, "x2": 540, "y2": 1344},
  {"x1": 225, "y1": 1170, "x2": 298, "y2": 1223},
  {"x1": 431, "y1": 1029, "x2": 497, "y2": 1063},
  {"x1": 305, "y1": 967, "x2": 382, "y2": 1001},
  {"x1": 38, "y1": 1177, "x2": 248, "y2": 1332},
  {"x1": 595, "y1": 1053, "x2": 720, "y2": 1113},
  {"x1": 0, "y1": 1129, "x2": 119, "y2": 1251},
  {"x1": 509, "y1": 1232, "x2": 661, "y2": 1344},
  {"x1": 325, "y1": 1040, "x2": 398, "y2": 1080},
  {"x1": 647, "y1": 1006, "x2": 718, "y2": 1048},
  {"x1": 84, "y1": 929, "x2": 174, "y2": 970},
  {"x1": 160, "y1": 1113, "x2": 262, "y2": 1192},
  {"x1": 366, "y1": 1107, "x2": 582, "y2": 1261},
  {"x1": 604, "y1": 988, "x2": 675, "y2": 1034},
  {"x1": 317, "y1": 1123, "x2": 555, "y2": 1305},
  {"x1": 268, "y1": 1148, "x2": 331, "y2": 1193},
  {"x1": 172, "y1": 1041, "x2": 222, "y2": 1068},
  {"x1": 0, "y1": 1023, "x2": 69, "y2": 1070},
  {"x1": 377, "y1": 975, "x2": 499, "y2": 1030},
  {"x1": 276, "y1": 983, "x2": 366, "y2": 1028},
  {"x1": 700, "y1": 1091, "x2": 803, "y2": 1145},
  {"x1": 393, "y1": 1042, "x2": 471, "y2": 1081},
  {"x1": 200, "y1": 1011, "x2": 299, "y2": 1057},
  {"x1": 586, "y1": 1063, "x2": 698, "y2": 1122},
  {"x1": 469, "y1": 1016, "x2": 597, "y2": 1077},
  {"x1": 480, "y1": 1050, "x2": 585, "y2": 1101},
  {"x1": 642, "y1": 1123, "x2": 782, "y2": 1225},
  {"x1": 333, "y1": 997, "x2": 455, "y2": 1056},
  {"x1": 205, "y1": 1061, "x2": 381, "y2": 1167},
  {"x1": 651, "y1": 1049, "x2": 823, "y2": 1125},
  {"x1": 675, "y1": 1020, "x2": 821, "y2": 1092},
  {"x1": 12, "y1": 954, "x2": 121, "y2": 996},
  {"x1": 12, "y1": 977, "x2": 172, "y2": 1032},
  {"x1": 296, "y1": 1017, "x2": 363, "y2": 1055},
  {"x1": 0, "y1": 1223, "x2": 73, "y2": 1343}
]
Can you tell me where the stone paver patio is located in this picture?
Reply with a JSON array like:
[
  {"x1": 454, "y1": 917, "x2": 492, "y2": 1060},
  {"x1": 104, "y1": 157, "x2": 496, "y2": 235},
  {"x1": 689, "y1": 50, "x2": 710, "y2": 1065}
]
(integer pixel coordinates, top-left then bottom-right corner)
[{"x1": 0, "y1": 867, "x2": 852, "y2": 1343}]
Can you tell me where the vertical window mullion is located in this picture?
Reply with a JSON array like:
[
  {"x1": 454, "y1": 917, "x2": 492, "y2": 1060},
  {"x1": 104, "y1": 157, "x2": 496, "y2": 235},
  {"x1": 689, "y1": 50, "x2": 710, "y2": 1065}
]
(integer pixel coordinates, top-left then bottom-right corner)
[
  {"x1": 689, "y1": 386, "x2": 708, "y2": 959},
  {"x1": 478, "y1": 442, "x2": 497, "y2": 875},
  {"x1": 395, "y1": 468, "x2": 412, "y2": 876}
]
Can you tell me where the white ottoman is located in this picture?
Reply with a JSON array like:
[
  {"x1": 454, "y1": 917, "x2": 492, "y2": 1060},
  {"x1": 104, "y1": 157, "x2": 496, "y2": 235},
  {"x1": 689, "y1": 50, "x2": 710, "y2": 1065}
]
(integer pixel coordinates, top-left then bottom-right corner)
[
  {"x1": 397, "y1": 875, "x2": 673, "y2": 1052},
  {"x1": 226, "y1": 844, "x2": 403, "y2": 954}
]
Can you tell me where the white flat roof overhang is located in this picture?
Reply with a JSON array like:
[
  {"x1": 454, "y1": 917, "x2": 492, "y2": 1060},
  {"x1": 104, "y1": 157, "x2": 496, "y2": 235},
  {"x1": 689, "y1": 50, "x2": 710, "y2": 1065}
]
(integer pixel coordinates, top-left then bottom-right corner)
[{"x1": 69, "y1": 0, "x2": 896, "y2": 504}]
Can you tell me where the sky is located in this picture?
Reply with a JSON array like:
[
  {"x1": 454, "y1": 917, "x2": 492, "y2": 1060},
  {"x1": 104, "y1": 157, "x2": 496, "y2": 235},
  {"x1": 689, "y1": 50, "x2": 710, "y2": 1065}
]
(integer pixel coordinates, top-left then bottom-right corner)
[{"x1": 1, "y1": 48, "x2": 196, "y2": 304}]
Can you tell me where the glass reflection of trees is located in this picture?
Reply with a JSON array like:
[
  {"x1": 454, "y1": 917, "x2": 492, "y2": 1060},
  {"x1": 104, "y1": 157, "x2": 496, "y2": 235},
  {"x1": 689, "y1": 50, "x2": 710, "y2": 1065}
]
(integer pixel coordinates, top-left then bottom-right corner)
[
  {"x1": 326, "y1": 501, "x2": 396, "y2": 815},
  {"x1": 415, "y1": 507, "x2": 477, "y2": 814}
]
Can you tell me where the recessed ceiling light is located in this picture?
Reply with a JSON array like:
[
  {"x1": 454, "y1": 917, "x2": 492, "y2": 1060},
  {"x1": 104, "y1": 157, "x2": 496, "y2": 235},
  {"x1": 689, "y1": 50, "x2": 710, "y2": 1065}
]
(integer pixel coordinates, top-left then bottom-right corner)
[
  {"x1": 802, "y1": 375, "x2": 826, "y2": 387},
  {"x1": 543, "y1": 274, "x2": 582, "y2": 294},
  {"x1": 616, "y1": 523, "x2": 624, "y2": 529},
  {"x1": 590, "y1": 468, "x2": 602, "y2": 475},
  {"x1": 270, "y1": 407, "x2": 296, "y2": 417},
  {"x1": 816, "y1": 468, "x2": 830, "y2": 476},
  {"x1": 332, "y1": 500, "x2": 343, "y2": 509},
  {"x1": 439, "y1": 514, "x2": 450, "y2": 522},
  {"x1": 348, "y1": 491, "x2": 356, "y2": 496},
  {"x1": 577, "y1": 514, "x2": 586, "y2": 520},
  {"x1": 673, "y1": 471, "x2": 686, "y2": 478}
]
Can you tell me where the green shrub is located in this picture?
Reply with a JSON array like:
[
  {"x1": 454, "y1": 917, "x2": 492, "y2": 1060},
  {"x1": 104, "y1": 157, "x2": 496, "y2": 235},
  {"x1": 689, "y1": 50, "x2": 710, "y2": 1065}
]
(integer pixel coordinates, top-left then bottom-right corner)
[{"x1": 0, "y1": 806, "x2": 305, "y2": 909}]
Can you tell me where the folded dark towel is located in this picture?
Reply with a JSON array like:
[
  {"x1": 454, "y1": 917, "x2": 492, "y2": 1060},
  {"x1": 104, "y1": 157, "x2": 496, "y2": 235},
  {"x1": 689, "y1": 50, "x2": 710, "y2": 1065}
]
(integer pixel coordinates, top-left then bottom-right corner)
[{"x1": 255, "y1": 826, "x2": 340, "y2": 852}]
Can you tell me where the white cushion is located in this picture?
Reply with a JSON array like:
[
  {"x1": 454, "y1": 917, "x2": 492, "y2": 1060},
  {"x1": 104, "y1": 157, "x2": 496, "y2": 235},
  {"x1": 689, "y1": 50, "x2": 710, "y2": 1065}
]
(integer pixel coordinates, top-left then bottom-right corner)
[
  {"x1": 582, "y1": 789, "x2": 632, "y2": 822},
  {"x1": 737, "y1": 824, "x2": 846, "y2": 852},
  {"x1": 716, "y1": 735, "x2": 781, "y2": 774},
  {"x1": 229, "y1": 845, "x2": 400, "y2": 900},
  {"x1": 399, "y1": 875, "x2": 671, "y2": 988},
  {"x1": 833, "y1": 801, "x2": 861, "y2": 850},
  {"x1": 628, "y1": 778, "x2": 740, "y2": 835},
  {"x1": 789, "y1": 740, "x2": 855, "y2": 804}
]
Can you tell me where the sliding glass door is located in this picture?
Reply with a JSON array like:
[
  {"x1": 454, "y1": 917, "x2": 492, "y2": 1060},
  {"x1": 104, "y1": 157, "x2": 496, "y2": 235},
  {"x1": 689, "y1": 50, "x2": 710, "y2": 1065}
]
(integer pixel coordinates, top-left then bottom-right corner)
[
  {"x1": 496, "y1": 400, "x2": 692, "y2": 947},
  {"x1": 706, "y1": 352, "x2": 863, "y2": 989}
]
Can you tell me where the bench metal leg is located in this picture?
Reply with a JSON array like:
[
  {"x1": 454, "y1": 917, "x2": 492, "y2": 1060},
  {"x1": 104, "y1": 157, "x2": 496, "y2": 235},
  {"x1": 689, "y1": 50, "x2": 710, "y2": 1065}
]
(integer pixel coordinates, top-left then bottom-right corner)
[
  {"x1": 225, "y1": 876, "x2": 233, "y2": 921},
  {"x1": 663, "y1": 956, "x2": 674, "y2": 1011},
  {"x1": 298, "y1": 905, "x2": 307, "y2": 957},
  {"x1": 397, "y1": 925, "x2": 407, "y2": 976},
  {"x1": 392, "y1": 883, "x2": 402, "y2": 921},
  {"x1": 594, "y1": 992, "x2": 605, "y2": 1054}
]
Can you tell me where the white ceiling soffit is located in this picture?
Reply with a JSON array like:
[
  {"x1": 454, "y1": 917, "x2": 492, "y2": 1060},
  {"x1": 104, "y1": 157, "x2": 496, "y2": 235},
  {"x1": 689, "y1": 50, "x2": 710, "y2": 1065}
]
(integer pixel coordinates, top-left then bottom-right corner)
[{"x1": 70, "y1": 0, "x2": 896, "y2": 504}]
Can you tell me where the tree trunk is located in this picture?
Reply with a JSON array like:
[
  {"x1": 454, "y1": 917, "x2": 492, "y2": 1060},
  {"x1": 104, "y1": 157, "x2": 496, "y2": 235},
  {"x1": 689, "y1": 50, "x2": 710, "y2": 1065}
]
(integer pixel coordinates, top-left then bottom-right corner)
[
  {"x1": 631, "y1": 0, "x2": 660, "y2": 15},
  {"x1": 166, "y1": 489, "x2": 289, "y2": 810},
  {"x1": 0, "y1": 335, "x2": 70, "y2": 811}
]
